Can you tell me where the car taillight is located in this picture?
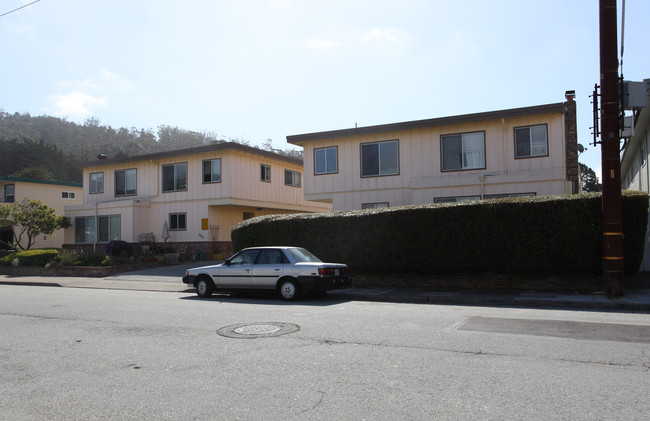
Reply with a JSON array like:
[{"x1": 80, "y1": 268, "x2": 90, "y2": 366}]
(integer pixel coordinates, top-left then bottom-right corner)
[{"x1": 318, "y1": 267, "x2": 349, "y2": 276}]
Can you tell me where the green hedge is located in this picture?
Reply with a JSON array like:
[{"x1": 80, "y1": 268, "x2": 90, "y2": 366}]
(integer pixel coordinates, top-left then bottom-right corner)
[
  {"x1": 0, "y1": 249, "x2": 59, "y2": 267},
  {"x1": 232, "y1": 192, "x2": 649, "y2": 277}
]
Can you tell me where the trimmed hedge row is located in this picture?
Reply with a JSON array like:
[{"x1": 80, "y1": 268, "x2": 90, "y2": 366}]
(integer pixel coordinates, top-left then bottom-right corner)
[{"x1": 232, "y1": 192, "x2": 649, "y2": 277}]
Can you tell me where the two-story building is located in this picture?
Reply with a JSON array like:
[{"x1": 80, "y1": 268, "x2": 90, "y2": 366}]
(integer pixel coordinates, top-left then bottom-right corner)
[
  {"x1": 287, "y1": 91, "x2": 580, "y2": 211},
  {"x1": 0, "y1": 176, "x2": 83, "y2": 250},
  {"x1": 63, "y1": 142, "x2": 331, "y2": 257},
  {"x1": 621, "y1": 78, "x2": 650, "y2": 270}
]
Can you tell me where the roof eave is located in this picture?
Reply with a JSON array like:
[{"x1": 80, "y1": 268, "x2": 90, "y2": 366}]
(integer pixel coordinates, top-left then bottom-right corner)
[{"x1": 287, "y1": 102, "x2": 565, "y2": 144}]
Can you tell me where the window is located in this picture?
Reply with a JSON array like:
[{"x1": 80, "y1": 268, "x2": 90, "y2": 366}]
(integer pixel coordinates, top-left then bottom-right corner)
[
  {"x1": 361, "y1": 140, "x2": 399, "y2": 177},
  {"x1": 485, "y1": 193, "x2": 536, "y2": 199},
  {"x1": 115, "y1": 169, "x2": 136, "y2": 196},
  {"x1": 75, "y1": 215, "x2": 120, "y2": 243},
  {"x1": 98, "y1": 215, "x2": 120, "y2": 242},
  {"x1": 3, "y1": 184, "x2": 15, "y2": 203},
  {"x1": 170, "y1": 213, "x2": 186, "y2": 230},
  {"x1": 261, "y1": 164, "x2": 271, "y2": 182},
  {"x1": 284, "y1": 170, "x2": 301, "y2": 187},
  {"x1": 162, "y1": 163, "x2": 187, "y2": 192},
  {"x1": 75, "y1": 217, "x2": 96, "y2": 243},
  {"x1": 362, "y1": 202, "x2": 389, "y2": 209},
  {"x1": 515, "y1": 124, "x2": 548, "y2": 158},
  {"x1": 314, "y1": 147, "x2": 338, "y2": 174},
  {"x1": 61, "y1": 192, "x2": 76, "y2": 199},
  {"x1": 203, "y1": 159, "x2": 221, "y2": 183},
  {"x1": 441, "y1": 132, "x2": 485, "y2": 171},
  {"x1": 434, "y1": 196, "x2": 481, "y2": 203},
  {"x1": 90, "y1": 172, "x2": 103, "y2": 194}
]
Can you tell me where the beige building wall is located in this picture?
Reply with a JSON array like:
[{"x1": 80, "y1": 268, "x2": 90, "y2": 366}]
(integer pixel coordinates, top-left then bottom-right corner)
[
  {"x1": 65, "y1": 143, "x2": 330, "y2": 248},
  {"x1": 1, "y1": 178, "x2": 82, "y2": 249},
  {"x1": 291, "y1": 102, "x2": 575, "y2": 211}
]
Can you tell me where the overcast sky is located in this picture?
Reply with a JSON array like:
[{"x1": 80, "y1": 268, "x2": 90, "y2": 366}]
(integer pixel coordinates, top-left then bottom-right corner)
[{"x1": 1, "y1": 0, "x2": 648, "y2": 179}]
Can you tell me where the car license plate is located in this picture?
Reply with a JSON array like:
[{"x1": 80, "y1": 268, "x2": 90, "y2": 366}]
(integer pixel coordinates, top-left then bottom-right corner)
[{"x1": 335, "y1": 269, "x2": 339, "y2": 276}]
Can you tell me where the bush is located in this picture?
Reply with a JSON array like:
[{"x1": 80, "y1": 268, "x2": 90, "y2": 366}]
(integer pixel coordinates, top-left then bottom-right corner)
[
  {"x1": 0, "y1": 249, "x2": 59, "y2": 267},
  {"x1": 231, "y1": 191, "x2": 649, "y2": 277}
]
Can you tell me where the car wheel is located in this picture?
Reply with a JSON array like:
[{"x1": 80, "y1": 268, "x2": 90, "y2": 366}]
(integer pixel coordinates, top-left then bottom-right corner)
[
  {"x1": 278, "y1": 279, "x2": 300, "y2": 301},
  {"x1": 196, "y1": 277, "x2": 214, "y2": 298}
]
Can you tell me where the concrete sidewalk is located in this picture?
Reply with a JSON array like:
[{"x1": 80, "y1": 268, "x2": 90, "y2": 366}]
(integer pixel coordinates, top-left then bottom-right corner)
[{"x1": 2, "y1": 264, "x2": 650, "y2": 312}]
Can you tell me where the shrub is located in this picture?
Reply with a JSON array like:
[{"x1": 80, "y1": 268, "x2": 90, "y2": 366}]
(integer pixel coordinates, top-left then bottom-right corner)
[
  {"x1": 231, "y1": 191, "x2": 649, "y2": 277},
  {"x1": 0, "y1": 249, "x2": 59, "y2": 267}
]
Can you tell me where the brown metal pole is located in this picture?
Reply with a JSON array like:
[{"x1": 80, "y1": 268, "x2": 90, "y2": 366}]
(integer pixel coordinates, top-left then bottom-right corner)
[{"x1": 599, "y1": 0, "x2": 624, "y2": 296}]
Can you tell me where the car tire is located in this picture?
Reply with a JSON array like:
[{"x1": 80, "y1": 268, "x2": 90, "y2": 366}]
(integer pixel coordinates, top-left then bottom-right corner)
[
  {"x1": 278, "y1": 279, "x2": 300, "y2": 301},
  {"x1": 196, "y1": 277, "x2": 214, "y2": 298}
]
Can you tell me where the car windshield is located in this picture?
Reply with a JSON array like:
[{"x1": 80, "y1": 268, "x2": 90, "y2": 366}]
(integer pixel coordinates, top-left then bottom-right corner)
[{"x1": 287, "y1": 247, "x2": 323, "y2": 263}]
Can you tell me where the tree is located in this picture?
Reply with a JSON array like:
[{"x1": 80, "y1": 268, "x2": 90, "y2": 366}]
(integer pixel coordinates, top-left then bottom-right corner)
[
  {"x1": 11, "y1": 166, "x2": 54, "y2": 180},
  {"x1": 0, "y1": 199, "x2": 70, "y2": 250},
  {"x1": 580, "y1": 163, "x2": 602, "y2": 192}
]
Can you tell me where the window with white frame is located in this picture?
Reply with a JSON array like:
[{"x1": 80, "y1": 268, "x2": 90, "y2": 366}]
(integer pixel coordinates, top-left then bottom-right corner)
[
  {"x1": 61, "y1": 191, "x2": 76, "y2": 199},
  {"x1": 314, "y1": 146, "x2": 338, "y2": 175},
  {"x1": 515, "y1": 124, "x2": 548, "y2": 158},
  {"x1": 115, "y1": 169, "x2": 136, "y2": 196},
  {"x1": 3, "y1": 184, "x2": 15, "y2": 203},
  {"x1": 284, "y1": 170, "x2": 301, "y2": 187},
  {"x1": 74, "y1": 215, "x2": 120, "y2": 243},
  {"x1": 203, "y1": 158, "x2": 221, "y2": 183},
  {"x1": 89, "y1": 172, "x2": 103, "y2": 194},
  {"x1": 170, "y1": 213, "x2": 186, "y2": 230},
  {"x1": 261, "y1": 164, "x2": 271, "y2": 182},
  {"x1": 484, "y1": 193, "x2": 536, "y2": 199},
  {"x1": 441, "y1": 132, "x2": 485, "y2": 171},
  {"x1": 433, "y1": 195, "x2": 481, "y2": 203},
  {"x1": 75, "y1": 216, "x2": 95, "y2": 243},
  {"x1": 362, "y1": 202, "x2": 389, "y2": 209},
  {"x1": 361, "y1": 140, "x2": 399, "y2": 177},
  {"x1": 162, "y1": 162, "x2": 187, "y2": 192},
  {"x1": 98, "y1": 215, "x2": 120, "y2": 242}
]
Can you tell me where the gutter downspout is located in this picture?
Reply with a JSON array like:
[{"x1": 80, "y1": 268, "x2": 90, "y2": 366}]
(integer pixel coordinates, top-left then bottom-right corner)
[{"x1": 93, "y1": 201, "x2": 98, "y2": 253}]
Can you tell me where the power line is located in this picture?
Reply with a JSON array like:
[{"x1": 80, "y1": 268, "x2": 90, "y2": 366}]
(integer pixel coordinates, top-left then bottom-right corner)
[{"x1": 0, "y1": 0, "x2": 41, "y2": 19}]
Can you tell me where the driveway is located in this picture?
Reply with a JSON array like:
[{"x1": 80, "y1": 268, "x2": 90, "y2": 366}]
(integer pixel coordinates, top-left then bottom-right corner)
[{"x1": 105, "y1": 260, "x2": 222, "y2": 283}]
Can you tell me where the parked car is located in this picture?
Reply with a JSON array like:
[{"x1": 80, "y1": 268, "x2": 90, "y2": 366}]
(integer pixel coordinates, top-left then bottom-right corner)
[{"x1": 182, "y1": 246, "x2": 351, "y2": 300}]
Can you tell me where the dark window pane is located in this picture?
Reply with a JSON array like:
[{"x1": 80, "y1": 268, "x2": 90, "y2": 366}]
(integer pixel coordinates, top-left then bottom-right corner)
[
  {"x1": 162, "y1": 166, "x2": 175, "y2": 191},
  {"x1": 442, "y1": 135, "x2": 462, "y2": 170},
  {"x1": 361, "y1": 143, "x2": 379, "y2": 176},
  {"x1": 515, "y1": 127, "x2": 531, "y2": 157}
]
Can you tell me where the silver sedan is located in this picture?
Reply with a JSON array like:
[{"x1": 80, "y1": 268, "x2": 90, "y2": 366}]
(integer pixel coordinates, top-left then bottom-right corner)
[{"x1": 182, "y1": 246, "x2": 351, "y2": 300}]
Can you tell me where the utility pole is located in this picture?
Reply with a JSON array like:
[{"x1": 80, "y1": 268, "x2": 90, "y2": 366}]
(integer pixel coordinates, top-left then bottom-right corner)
[{"x1": 599, "y1": 0, "x2": 624, "y2": 296}]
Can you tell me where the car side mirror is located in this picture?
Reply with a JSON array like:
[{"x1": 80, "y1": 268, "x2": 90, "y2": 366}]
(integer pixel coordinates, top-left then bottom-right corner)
[{"x1": 224, "y1": 259, "x2": 231, "y2": 266}]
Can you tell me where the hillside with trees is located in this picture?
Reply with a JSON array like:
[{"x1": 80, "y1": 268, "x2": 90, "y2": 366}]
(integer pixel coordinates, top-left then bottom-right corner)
[{"x1": 0, "y1": 110, "x2": 301, "y2": 183}]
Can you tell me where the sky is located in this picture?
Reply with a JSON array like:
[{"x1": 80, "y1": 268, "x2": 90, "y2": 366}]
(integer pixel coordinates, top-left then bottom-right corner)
[{"x1": 1, "y1": 0, "x2": 649, "y2": 180}]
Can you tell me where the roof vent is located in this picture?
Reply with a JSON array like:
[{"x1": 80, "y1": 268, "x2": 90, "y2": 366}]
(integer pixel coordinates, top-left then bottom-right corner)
[{"x1": 97, "y1": 154, "x2": 108, "y2": 160}]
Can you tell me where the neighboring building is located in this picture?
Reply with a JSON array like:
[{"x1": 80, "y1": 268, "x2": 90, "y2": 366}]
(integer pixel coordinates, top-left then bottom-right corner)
[
  {"x1": 63, "y1": 142, "x2": 331, "y2": 257},
  {"x1": 620, "y1": 79, "x2": 650, "y2": 270},
  {"x1": 287, "y1": 91, "x2": 580, "y2": 211},
  {"x1": 0, "y1": 176, "x2": 83, "y2": 250}
]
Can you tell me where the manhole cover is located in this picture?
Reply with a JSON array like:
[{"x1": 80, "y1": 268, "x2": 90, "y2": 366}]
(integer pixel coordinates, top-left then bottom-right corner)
[
  {"x1": 218, "y1": 322, "x2": 300, "y2": 339},
  {"x1": 234, "y1": 324, "x2": 281, "y2": 335}
]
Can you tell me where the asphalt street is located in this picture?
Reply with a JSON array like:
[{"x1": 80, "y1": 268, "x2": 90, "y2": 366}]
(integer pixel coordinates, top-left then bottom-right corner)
[
  {"x1": 1, "y1": 284, "x2": 649, "y2": 420},
  {"x1": 2, "y1": 261, "x2": 650, "y2": 311}
]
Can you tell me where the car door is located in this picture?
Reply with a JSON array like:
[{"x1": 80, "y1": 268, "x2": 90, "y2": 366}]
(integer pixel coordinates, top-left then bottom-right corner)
[
  {"x1": 216, "y1": 249, "x2": 259, "y2": 289},
  {"x1": 251, "y1": 249, "x2": 286, "y2": 289}
]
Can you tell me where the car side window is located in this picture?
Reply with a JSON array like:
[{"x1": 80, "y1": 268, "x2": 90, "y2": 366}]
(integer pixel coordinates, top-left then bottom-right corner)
[
  {"x1": 255, "y1": 249, "x2": 285, "y2": 265},
  {"x1": 229, "y1": 249, "x2": 259, "y2": 265}
]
